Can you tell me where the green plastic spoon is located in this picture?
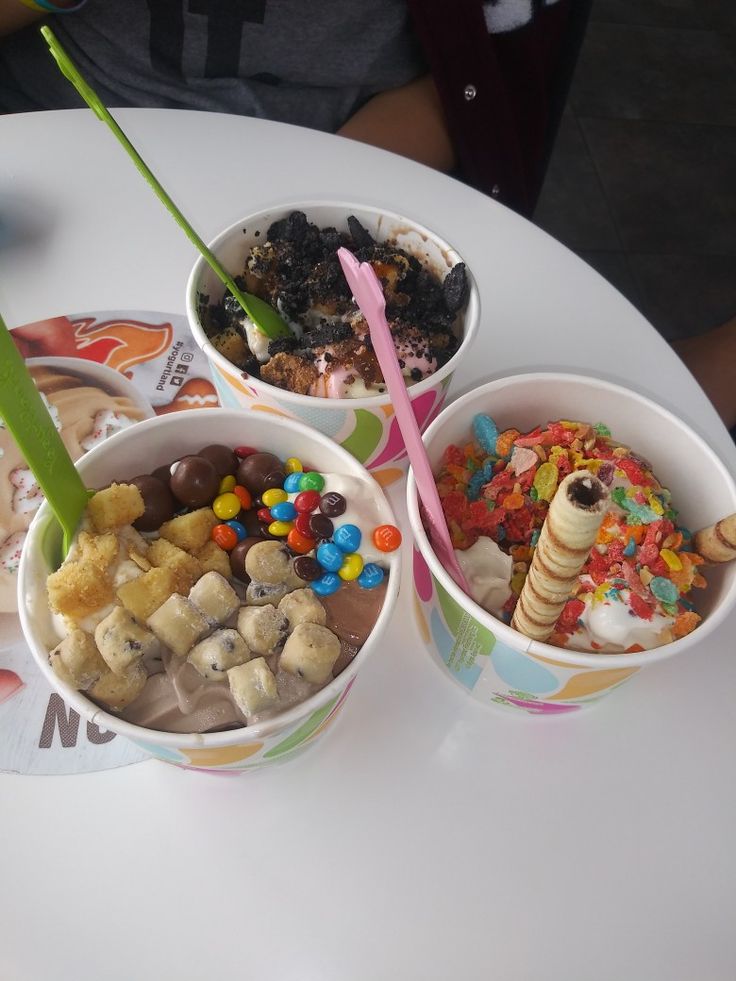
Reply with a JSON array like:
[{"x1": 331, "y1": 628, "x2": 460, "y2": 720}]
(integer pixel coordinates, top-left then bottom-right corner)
[
  {"x1": 0, "y1": 313, "x2": 89, "y2": 563},
  {"x1": 41, "y1": 25, "x2": 291, "y2": 341}
]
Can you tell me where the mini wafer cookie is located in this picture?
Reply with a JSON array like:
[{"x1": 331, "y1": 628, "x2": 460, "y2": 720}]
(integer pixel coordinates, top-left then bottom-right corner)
[
  {"x1": 511, "y1": 470, "x2": 609, "y2": 642},
  {"x1": 693, "y1": 513, "x2": 736, "y2": 563}
]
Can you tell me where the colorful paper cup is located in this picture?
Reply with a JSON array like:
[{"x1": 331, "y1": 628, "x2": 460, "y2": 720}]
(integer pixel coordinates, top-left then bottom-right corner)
[
  {"x1": 407, "y1": 373, "x2": 736, "y2": 714},
  {"x1": 185, "y1": 202, "x2": 480, "y2": 486},
  {"x1": 19, "y1": 408, "x2": 400, "y2": 770}
]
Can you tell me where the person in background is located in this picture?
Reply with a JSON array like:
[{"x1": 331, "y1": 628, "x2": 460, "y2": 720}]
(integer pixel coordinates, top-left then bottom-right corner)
[
  {"x1": 0, "y1": 0, "x2": 590, "y2": 215},
  {"x1": 1, "y1": 0, "x2": 732, "y2": 430}
]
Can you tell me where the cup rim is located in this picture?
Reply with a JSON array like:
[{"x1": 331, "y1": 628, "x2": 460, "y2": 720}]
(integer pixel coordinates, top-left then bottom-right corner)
[
  {"x1": 406, "y1": 371, "x2": 736, "y2": 669},
  {"x1": 185, "y1": 199, "x2": 480, "y2": 409},
  {"x1": 19, "y1": 407, "x2": 401, "y2": 748}
]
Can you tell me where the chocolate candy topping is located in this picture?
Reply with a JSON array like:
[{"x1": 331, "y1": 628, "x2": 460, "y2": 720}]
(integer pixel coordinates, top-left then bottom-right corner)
[
  {"x1": 293, "y1": 556, "x2": 321, "y2": 581},
  {"x1": 229, "y1": 537, "x2": 261, "y2": 582},
  {"x1": 129, "y1": 474, "x2": 176, "y2": 532},
  {"x1": 151, "y1": 463, "x2": 173, "y2": 486},
  {"x1": 319, "y1": 492, "x2": 346, "y2": 517},
  {"x1": 198, "y1": 443, "x2": 238, "y2": 477},
  {"x1": 237, "y1": 452, "x2": 286, "y2": 496},
  {"x1": 170, "y1": 455, "x2": 220, "y2": 508},
  {"x1": 309, "y1": 514, "x2": 334, "y2": 541}
]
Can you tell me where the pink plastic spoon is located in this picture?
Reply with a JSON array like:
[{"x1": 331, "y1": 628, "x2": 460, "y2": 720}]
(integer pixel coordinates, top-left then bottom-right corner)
[{"x1": 337, "y1": 247, "x2": 470, "y2": 593}]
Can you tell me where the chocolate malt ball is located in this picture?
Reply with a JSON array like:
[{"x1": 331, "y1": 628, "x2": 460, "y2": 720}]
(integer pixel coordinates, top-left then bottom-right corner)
[
  {"x1": 198, "y1": 444, "x2": 238, "y2": 478},
  {"x1": 236, "y1": 452, "x2": 285, "y2": 496},
  {"x1": 170, "y1": 455, "x2": 220, "y2": 508},
  {"x1": 129, "y1": 475, "x2": 176, "y2": 532}
]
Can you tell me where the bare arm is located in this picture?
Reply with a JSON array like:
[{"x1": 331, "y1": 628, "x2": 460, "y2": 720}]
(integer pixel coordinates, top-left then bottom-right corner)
[
  {"x1": 672, "y1": 316, "x2": 736, "y2": 429},
  {"x1": 337, "y1": 74, "x2": 456, "y2": 173},
  {"x1": 0, "y1": 1, "x2": 42, "y2": 37},
  {"x1": 0, "y1": 0, "x2": 83, "y2": 37}
]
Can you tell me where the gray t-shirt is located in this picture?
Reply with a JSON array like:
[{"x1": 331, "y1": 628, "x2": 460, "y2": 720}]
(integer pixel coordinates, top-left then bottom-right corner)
[{"x1": 0, "y1": 0, "x2": 425, "y2": 130}]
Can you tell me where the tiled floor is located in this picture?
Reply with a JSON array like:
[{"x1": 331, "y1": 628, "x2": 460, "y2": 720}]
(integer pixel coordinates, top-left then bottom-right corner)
[{"x1": 534, "y1": 0, "x2": 736, "y2": 343}]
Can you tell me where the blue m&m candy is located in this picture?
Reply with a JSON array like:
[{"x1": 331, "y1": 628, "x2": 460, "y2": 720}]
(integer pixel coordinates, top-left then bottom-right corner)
[
  {"x1": 333, "y1": 523, "x2": 362, "y2": 553},
  {"x1": 358, "y1": 563, "x2": 384, "y2": 590},
  {"x1": 224, "y1": 520, "x2": 247, "y2": 541},
  {"x1": 283, "y1": 472, "x2": 303, "y2": 493},
  {"x1": 270, "y1": 501, "x2": 296, "y2": 522},
  {"x1": 311, "y1": 572, "x2": 341, "y2": 597},
  {"x1": 316, "y1": 542, "x2": 344, "y2": 572}
]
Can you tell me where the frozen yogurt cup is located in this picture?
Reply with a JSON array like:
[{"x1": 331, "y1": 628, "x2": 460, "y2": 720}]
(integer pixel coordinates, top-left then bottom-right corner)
[
  {"x1": 407, "y1": 373, "x2": 736, "y2": 714},
  {"x1": 19, "y1": 408, "x2": 400, "y2": 770},
  {"x1": 0, "y1": 356, "x2": 153, "y2": 612},
  {"x1": 186, "y1": 202, "x2": 480, "y2": 485}
]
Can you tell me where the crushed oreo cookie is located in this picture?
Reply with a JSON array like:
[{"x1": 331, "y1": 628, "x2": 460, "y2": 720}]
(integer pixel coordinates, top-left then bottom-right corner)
[{"x1": 201, "y1": 210, "x2": 468, "y2": 397}]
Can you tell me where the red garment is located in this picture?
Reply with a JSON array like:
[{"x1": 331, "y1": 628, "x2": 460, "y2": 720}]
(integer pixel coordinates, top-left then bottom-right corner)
[{"x1": 408, "y1": 0, "x2": 592, "y2": 215}]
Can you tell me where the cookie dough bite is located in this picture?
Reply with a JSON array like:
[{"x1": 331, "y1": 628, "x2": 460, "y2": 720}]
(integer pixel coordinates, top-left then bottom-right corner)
[
  {"x1": 277, "y1": 588, "x2": 326, "y2": 629},
  {"x1": 244, "y1": 540, "x2": 293, "y2": 585},
  {"x1": 188, "y1": 571, "x2": 240, "y2": 626},
  {"x1": 95, "y1": 606, "x2": 160, "y2": 675},
  {"x1": 146, "y1": 594, "x2": 210, "y2": 658},
  {"x1": 237, "y1": 605, "x2": 289, "y2": 657},
  {"x1": 280, "y1": 622, "x2": 341, "y2": 685},
  {"x1": 245, "y1": 580, "x2": 292, "y2": 608},
  {"x1": 188, "y1": 629, "x2": 251, "y2": 681},
  {"x1": 227, "y1": 658, "x2": 279, "y2": 719},
  {"x1": 89, "y1": 661, "x2": 148, "y2": 712},
  {"x1": 49, "y1": 629, "x2": 107, "y2": 690}
]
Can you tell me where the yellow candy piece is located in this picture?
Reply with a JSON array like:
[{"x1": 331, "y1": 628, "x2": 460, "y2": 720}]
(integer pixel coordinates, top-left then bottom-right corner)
[
  {"x1": 338, "y1": 553, "x2": 364, "y2": 581},
  {"x1": 660, "y1": 548, "x2": 682, "y2": 571},
  {"x1": 645, "y1": 491, "x2": 664, "y2": 515},
  {"x1": 218, "y1": 475, "x2": 236, "y2": 494},
  {"x1": 594, "y1": 584, "x2": 609, "y2": 604},
  {"x1": 533, "y1": 461, "x2": 558, "y2": 502},
  {"x1": 268, "y1": 520, "x2": 294, "y2": 537},
  {"x1": 212, "y1": 492, "x2": 241, "y2": 520},
  {"x1": 510, "y1": 570, "x2": 526, "y2": 595},
  {"x1": 285, "y1": 457, "x2": 303, "y2": 474},
  {"x1": 262, "y1": 488, "x2": 288, "y2": 507}
]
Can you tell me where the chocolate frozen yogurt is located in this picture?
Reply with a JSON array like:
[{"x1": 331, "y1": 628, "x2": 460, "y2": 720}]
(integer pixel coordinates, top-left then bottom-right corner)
[{"x1": 43, "y1": 441, "x2": 400, "y2": 733}]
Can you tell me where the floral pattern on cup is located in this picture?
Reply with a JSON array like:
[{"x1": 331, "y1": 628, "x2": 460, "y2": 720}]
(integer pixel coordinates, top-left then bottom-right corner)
[
  {"x1": 412, "y1": 548, "x2": 639, "y2": 713},
  {"x1": 212, "y1": 365, "x2": 452, "y2": 479},
  {"x1": 128, "y1": 679, "x2": 355, "y2": 771}
]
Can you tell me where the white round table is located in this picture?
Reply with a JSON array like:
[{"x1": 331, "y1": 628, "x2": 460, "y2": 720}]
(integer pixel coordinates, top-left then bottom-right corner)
[{"x1": 1, "y1": 110, "x2": 735, "y2": 981}]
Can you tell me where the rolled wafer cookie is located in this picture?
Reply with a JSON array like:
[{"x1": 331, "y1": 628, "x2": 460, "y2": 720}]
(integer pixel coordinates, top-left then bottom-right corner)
[
  {"x1": 511, "y1": 470, "x2": 610, "y2": 643},
  {"x1": 693, "y1": 513, "x2": 736, "y2": 563}
]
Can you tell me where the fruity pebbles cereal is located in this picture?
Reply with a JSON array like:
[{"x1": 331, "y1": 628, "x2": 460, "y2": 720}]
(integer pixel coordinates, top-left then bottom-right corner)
[{"x1": 435, "y1": 416, "x2": 707, "y2": 653}]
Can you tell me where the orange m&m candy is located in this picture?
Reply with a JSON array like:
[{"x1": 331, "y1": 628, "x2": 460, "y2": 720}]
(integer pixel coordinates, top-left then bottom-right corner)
[
  {"x1": 287, "y1": 527, "x2": 316, "y2": 554},
  {"x1": 233, "y1": 484, "x2": 252, "y2": 510},
  {"x1": 372, "y1": 524, "x2": 402, "y2": 552},
  {"x1": 212, "y1": 523, "x2": 238, "y2": 551}
]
